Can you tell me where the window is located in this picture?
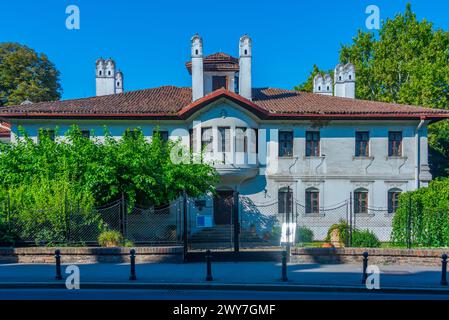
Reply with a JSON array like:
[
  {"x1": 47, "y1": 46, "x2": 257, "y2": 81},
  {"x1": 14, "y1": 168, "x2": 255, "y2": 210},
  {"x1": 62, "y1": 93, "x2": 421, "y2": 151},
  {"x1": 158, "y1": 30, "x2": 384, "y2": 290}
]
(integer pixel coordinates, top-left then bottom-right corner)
[
  {"x1": 389, "y1": 131, "x2": 402, "y2": 157},
  {"x1": 81, "y1": 130, "x2": 90, "y2": 139},
  {"x1": 388, "y1": 188, "x2": 402, "y2": 214},
  {"x1": 201, "y1": 127, "x2": 213, "y2": 153},
  {"x1": 249, "y1": 128, "x2": 258, "y2": 154},
  {"x1": 279, "y1": 131, "x2": 293, "y2": 157},
  {"x1": 99, "y1": 71, "x2": 102, "y2": 76},
  {"x1": 39, "y1": 129, "x2": 55, "y2": 142},
  {"x1": 354, "y1": 189, "x2": 368, "y2": 214},
  {"x1": 235, "y1": 127, "x2": 247, "y2": 153},
  {"x1": 278, "y1": 187, "x2": 293, "y2": 215},
  {"x1": 152, "y1": 130, "x2": 168, "y2": 142},
  {"x1": 212, "y1": 76, "x2": 227, "y2": 91},
  {"x1": 355, "y1": 131, "x2": 370, "y2": 157},
  {"x1": 217, "y1": 127, "x2": 230, "y2": 153},
  {"x1": 305, "y1": 188, "x2": 320, "y2": 214},
  {"x1": 306, "y1": 131, "x2": 320, "y2": 157}
]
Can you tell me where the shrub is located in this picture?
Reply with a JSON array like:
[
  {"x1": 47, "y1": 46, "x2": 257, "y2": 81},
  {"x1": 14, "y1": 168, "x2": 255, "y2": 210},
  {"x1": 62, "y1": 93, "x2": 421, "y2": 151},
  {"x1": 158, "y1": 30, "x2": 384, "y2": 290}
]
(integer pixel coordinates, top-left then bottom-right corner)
[
  {"x1": 392, "y1": 179, "x2": 449, "y2": 247},
  {"x1": 98, "y1": 230, "x2": 123, "y2": 247},
  {"x1": 352, "y1": 229, "x2": 380, "y2": 248},
  {"x1": 296, "y1": 226, "x2": 314, "y2": 243},
  {"x1": 325, "y1": 220, "x2": 350, "y2": 246}
]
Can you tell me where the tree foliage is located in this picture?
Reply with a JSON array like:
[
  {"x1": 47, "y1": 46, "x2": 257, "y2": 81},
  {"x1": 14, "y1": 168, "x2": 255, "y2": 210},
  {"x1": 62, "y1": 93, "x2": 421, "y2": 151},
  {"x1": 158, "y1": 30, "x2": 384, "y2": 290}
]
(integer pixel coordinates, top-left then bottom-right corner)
[
  {"x1": 0, "y1": 43, "x2": 62, "y2": 106},
  {"x1": 295, "y1": 4, "x2": 449, "y2": 177},
  {"x1": 392, "y1": 178, "x2": 449, "y2": 247},
  {"x1": 0, "y1": 126, "x2": 218, "y2": 208}
]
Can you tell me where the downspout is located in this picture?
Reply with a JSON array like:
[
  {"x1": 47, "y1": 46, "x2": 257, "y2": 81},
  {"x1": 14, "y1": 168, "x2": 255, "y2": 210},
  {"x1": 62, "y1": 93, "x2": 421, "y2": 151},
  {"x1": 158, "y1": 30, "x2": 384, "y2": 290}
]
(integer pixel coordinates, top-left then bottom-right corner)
[{"x1": 415, "y1": 118, "x2": 425, "y2": 189}]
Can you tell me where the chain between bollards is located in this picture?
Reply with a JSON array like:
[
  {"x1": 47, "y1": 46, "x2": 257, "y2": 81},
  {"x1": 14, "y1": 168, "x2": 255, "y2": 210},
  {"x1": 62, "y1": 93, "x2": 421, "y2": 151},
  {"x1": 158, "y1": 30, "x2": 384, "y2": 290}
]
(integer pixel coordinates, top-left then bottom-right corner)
[
  {"x1": 362, "y1": 251, "x2": 369, "y2": 284},
  {"x1": 205, "y1": 250, "x2": 213, "y2": 281},
  {"x1": 441, "y1": 254, "x2": 448, "y2": 286},
  {"x1": 129, "y1": 249, "x2": 137, "y2": 281},
  {"x1": 55, "y1": 249, "x2": 62, "y2": 280},
  {"x1": 281, "y1": 250, "x2": 288, "y2": 282}
]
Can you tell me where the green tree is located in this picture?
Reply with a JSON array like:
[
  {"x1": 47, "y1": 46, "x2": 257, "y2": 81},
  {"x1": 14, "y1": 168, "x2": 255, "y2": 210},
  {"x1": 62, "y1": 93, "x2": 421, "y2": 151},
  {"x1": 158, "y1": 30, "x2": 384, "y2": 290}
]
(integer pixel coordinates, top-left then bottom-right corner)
[
  {"x1": 0, "y1": 43, "x2": 62, "y2": 106},
  {"x1": 296, "y1": 3, "x2": 449, "y2": 178},
  {"x1": 294, "y1": 64, "x2": 334, "y2": 93}
]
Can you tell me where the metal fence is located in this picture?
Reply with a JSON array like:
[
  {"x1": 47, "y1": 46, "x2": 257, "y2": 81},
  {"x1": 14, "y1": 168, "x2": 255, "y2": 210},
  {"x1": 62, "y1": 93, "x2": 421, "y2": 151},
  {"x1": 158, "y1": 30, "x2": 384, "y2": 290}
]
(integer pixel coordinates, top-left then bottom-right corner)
[
  {"x1": 0, "y1": 196, "x2": 184, "y2": 246},
  {"x1": 238, "y1": 195, "x2": 395, "y2": 248}
]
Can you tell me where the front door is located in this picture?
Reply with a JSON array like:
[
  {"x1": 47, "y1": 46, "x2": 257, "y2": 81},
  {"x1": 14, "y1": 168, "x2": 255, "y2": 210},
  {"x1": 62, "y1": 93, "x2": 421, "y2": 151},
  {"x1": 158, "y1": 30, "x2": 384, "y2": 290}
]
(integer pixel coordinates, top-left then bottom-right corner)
[{"x1": 213, "y1": 191, "x2": 234, "y2": 225}]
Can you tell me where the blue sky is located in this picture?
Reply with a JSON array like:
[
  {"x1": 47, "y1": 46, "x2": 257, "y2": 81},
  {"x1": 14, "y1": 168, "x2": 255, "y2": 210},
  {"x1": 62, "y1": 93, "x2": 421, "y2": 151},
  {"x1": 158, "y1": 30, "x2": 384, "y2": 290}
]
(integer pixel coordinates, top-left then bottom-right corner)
[{"x1": 1, "y1": 0, "x2": 448, "y2": 100}]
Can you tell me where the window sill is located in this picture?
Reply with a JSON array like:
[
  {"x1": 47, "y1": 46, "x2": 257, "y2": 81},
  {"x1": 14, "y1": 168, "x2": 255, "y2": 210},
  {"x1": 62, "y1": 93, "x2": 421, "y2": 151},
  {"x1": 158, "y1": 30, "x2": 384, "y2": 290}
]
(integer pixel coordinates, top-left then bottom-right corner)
[
  {"x1": 386, "y1": 156, "x2": 407, "y2": 160},
  {"x1": 278, "y1": 156, "x2": 296, "y2": 159},
  {"x1": 352, "y1": 156, "x2": 374, "y2": 160},
  {"x1": 303, "y1": 156, "x2": 325, "y2": 160}
]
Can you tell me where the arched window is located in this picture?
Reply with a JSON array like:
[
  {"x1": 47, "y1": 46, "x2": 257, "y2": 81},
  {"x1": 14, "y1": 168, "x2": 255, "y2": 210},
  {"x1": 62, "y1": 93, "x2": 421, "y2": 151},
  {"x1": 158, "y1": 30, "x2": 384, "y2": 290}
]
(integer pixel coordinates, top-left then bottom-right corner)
[
  {"x1": 278, "y1": 187, "x2": 293, "y2": 215},
  {"x1": 305, "y1": 188, "x2": 319, "y2": 214},
  {"x1": 318, "y1": 86, "x2": 321, "y2": 91},
  {"x1": 117, "y1": 82, "x2": 120, "y2": 87},
  {"x1": 195, "y1": 49, "x2": 199, "y2": 55},
  {"x1": 354, "y1": 188, "x2": 368, "y2": 214},
  {"x1": 108, "y1": 71, "x2": 111, "y2": 76},
  {"x1": 99, "y1": 71, "x2": 102, "y2": 76},
  {"x1": 388, "y1": 188, "x2": 402, "y2": 214}
]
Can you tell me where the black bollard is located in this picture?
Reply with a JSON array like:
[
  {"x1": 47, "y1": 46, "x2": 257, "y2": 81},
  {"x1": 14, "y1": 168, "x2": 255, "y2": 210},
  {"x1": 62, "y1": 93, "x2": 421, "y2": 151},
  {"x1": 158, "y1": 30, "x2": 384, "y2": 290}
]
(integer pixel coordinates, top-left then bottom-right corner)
[
  {"x1": 362, "y1": 252, "x2": 369, "y2": 284},
  {"x1": 129, "y1": 249, "x2": 137, "y2": 281},
  {"x1": 281, "y1": 251, "x2": 288, "y2": 282},
  {"x1": 441, "y1": 254, "x2": 448, "y2": 286},
  {"x1": 55, "y1": 249, "x2": 62, "y2": 280},
  {"x1": 205, "y1": 250, "x2": 213, "y2": 281}
]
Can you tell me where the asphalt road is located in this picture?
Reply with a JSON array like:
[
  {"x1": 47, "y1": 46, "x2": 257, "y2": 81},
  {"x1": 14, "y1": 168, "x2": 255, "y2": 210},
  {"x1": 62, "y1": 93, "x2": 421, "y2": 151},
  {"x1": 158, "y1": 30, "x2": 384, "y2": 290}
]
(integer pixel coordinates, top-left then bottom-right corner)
[{"x1": 0, "y1": 289, "x2": 448, "y2": 300}]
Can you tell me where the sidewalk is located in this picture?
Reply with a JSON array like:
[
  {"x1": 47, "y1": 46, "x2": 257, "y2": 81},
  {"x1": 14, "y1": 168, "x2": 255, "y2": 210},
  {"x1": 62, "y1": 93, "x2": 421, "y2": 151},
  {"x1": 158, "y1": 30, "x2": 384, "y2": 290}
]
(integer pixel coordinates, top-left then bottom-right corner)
[{"x1": 0, "y1": 262, "x2": 448, "y2": 294}]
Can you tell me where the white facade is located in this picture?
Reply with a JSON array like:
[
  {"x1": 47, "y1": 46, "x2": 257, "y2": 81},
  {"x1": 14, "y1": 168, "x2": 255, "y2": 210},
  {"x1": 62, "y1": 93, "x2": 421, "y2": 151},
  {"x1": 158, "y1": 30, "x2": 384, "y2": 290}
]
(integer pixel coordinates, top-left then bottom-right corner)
[{"x1": 4, "y1": 34, "x2": 442, "y2": 243}]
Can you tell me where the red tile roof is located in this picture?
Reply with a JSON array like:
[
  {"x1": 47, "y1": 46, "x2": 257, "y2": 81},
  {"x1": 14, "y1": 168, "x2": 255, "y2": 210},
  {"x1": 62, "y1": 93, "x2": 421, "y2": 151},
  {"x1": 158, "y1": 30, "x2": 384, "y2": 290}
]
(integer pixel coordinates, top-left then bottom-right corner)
[
  {"x1": 0, "y1": 122, "x2": 10, "y2": 138},
  {"x1": 186, "y1": 52, "x2": 239, "y2": 74},
  {"x1": 0, "y1": 86, "x2": 448, "y2": 121}
]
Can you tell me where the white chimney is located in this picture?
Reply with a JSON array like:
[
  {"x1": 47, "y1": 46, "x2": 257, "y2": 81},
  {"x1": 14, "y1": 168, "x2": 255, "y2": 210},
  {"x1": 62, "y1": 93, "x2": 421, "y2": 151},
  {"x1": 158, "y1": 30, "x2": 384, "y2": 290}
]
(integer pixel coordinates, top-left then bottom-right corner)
[
  {"x1": 239, "y1": 35, "x2": 252, "y2": 100},
  {"x1": 313, "y1": 74, "x2": 333, "y2": 96},
  {"x1": 191, "y1": 34, "x2": 204, "y2": 101},
  {"x1": 334, "y1": 63, "x2": 355, "y2": 99},
  {"x1": 96, "y1": 58, "x2": 124, "y2": 96}
]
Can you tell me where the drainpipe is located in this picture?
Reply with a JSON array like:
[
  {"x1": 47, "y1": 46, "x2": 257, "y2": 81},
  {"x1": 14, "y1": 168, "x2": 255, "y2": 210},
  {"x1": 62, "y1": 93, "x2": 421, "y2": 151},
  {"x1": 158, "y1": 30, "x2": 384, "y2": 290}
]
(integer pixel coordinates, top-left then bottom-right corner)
[{"x1": 415, "y1": 118, "x2": 425, "y2": 189}]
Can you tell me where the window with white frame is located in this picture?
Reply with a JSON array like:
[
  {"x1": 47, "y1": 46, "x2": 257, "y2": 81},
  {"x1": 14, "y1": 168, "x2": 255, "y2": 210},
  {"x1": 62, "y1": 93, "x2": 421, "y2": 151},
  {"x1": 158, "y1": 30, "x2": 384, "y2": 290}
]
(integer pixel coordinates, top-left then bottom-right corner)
[{"x1": 305, "y1": 188, "x2": 320, "y2": 214}]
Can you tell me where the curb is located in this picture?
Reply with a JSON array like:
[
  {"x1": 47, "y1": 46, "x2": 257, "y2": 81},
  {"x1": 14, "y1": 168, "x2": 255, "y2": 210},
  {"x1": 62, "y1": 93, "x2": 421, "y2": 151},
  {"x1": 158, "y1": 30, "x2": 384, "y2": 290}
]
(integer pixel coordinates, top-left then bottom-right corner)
[{"x1": 0, "y1": 282, "x2": 448, "y2": 295}]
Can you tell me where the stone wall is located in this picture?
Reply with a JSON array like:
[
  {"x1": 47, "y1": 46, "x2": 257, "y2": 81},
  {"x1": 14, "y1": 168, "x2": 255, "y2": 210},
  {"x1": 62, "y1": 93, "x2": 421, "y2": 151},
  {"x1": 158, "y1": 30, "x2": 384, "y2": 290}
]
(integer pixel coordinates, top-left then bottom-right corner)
[
  {"x1": 0, "y1": 247, "x2": 183, "y2": 264},
  {"x1": 291, "y1": 248, "x2": 449, "y2": 266}
]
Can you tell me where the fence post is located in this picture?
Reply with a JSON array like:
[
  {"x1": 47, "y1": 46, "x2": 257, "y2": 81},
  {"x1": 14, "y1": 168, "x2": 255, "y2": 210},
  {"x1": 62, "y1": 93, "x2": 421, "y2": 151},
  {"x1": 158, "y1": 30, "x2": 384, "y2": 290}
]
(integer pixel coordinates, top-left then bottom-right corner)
[
  {"x1": 441, "y1": 254, "x2": 448, "y2": 286},
  {"x1": 349, "y1": 192, "x2": 353, "y2": 247},
  {"x1": 55, "y1": 249, "x2": 63, "y2": 280},
  {"x1": 362, "y1": 252, "x2": 369, "y2": 284},
  {"x1": 129, "y1": 249, "x2": 137, "y2": 280},
  {"x1": 281, "y1": 250, "x2": 288, "y2": 282},
  {"x1": 183, "y1": 191, "x2": 188, "y2": 262}
]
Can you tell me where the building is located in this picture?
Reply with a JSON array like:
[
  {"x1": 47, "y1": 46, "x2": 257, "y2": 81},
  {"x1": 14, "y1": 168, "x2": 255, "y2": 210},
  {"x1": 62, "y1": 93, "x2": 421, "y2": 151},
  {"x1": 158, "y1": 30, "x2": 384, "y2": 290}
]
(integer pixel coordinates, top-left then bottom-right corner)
[
  {"x1": 1, "y1": 34, "x2": 449, "y2": 242},
  {"x1": 0, "y1": 122, "x2": 10, "y2": 143}
]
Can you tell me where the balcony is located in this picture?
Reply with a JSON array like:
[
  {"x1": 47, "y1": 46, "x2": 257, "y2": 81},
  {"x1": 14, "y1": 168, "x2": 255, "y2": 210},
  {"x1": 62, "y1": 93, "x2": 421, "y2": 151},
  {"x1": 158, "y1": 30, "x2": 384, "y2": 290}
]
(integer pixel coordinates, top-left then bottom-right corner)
[{"x1": 204, "y1": 151, "x2": 259, "y2": 184}]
